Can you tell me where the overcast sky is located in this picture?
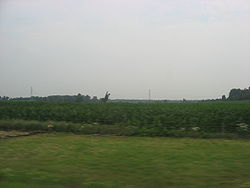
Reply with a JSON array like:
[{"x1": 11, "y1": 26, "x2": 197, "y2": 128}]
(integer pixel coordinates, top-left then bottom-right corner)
[{"x1": 0, "y1": 0, "x2": 250, "y2": 99}]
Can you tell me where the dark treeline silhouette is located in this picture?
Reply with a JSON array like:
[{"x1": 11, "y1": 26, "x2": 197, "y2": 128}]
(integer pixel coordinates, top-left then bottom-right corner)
[
  {"x1": 1, "y1": 92, "x2": 110, "y2": 103},
  {"x1": 228, "y1": 87, "x2": 250, "y2": 101},
  {"x1": 100, "y1": 91, "x2": 110, "y2": 103},
  {"x1": 0, "y1": 96, "x2": 9, "y2": 101},
  {"x1": 2, "y1": 87, "x2": 250, "y2": 102}
]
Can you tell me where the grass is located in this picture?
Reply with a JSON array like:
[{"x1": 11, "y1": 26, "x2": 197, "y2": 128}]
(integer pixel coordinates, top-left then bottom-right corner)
[{"x1": 1, "y1": 133, "x2": 250, "y2": 187}]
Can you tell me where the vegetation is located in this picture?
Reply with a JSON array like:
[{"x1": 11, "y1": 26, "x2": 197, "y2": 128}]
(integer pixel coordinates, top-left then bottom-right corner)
[
  {"x1": 0, "y1": 101, "x2": 250, "y2": 138},
  {"x1": 1, "y1": 92, "x2": 110, "y2": 103},
  {"x1": 228, "y1": 87, "x2": 250, "y2": 101},
  {"x1": 100, "y1": 91, "x2": 111, "y2": 103},
  {"x1": 5, "y1": 93, "x2": 99, "y2": 102},
  {"x1": 1, "y1": 133, "x2": 250, "y2": 188},
  {"x1": 2, "y1": 86, "x2": 250, "y2": 102},
  {"x1": 0, "y1": 96, "x2": 9, "y2": 101}
]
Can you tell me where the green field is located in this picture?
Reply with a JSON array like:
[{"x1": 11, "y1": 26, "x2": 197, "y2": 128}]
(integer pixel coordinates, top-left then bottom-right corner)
[
  {"x1": 1, "y1": 101, "x2": 250, "y2": 187},
  {"x1": 0, "y1": 101, "x2": 250, "y2": 138},
  {"x1": 1, "y1": 133, "x2": 250, "y2": 188}
]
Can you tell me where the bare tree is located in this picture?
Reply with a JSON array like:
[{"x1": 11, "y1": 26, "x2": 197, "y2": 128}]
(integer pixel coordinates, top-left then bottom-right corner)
[{"x1": 100, "y1": 91, "x2": 110, "y2": 102}]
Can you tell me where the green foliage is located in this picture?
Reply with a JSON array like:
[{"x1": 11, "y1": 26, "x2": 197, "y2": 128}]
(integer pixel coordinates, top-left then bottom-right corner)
[
  {"x1": 0, "y1": 101, "x2": 250, "y2": 138},
  {"x1": 228, "y1": 87, "x2": 250, "y2": 100}
]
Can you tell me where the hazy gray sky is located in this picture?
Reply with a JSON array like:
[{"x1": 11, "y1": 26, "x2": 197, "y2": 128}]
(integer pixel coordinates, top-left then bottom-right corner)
[{"x1": 1, "y1": 0, "x2": 250, "y2": 99}]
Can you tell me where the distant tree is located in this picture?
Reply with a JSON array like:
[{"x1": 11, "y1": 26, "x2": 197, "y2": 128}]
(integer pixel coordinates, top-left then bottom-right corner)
[
  {"x1": 100, "y1": 92, "x2": 110, "y2": 102},
  {"x1": 222, "y1": 95, "x2": 226, "y2": 101},
  {"x1": 92, "y1": 96, "x2": 98, "y2": 102},
  {"x1": 228, "y1": 89, "x2": 241, "y2": 100},
  {"x1": 8, "y1": 93, "x2": 101, "y2": 103},
  {"x1": 228, "y1": 87, "x2": 250, "y2": 100},
  {"x1": 76, "y1": 93, "x2": 83, "y2": 102},
  {"x1": 83, "y1": 95, "x2": 91, "y2": 102},
  {"x1": 0, "y1": 96, "x2": 9, "y2": 101}
]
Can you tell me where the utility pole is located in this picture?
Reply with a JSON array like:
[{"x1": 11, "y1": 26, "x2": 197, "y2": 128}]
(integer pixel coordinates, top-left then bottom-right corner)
[
  {"x1": 30, "y1": 87, "x2": 33, "y2": 98},
  {"x1": 148, "y1": 89, "x2": 151, "y2": 102}
]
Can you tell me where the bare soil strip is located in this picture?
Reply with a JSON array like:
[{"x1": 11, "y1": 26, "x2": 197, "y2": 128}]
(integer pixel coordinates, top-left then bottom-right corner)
[{"x1": 0, "y1": 131, "x2": 45, "y2": 139}]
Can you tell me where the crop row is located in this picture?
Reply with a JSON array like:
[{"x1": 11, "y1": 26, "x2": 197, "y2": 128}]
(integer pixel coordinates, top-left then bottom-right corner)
[{"x1": 0, "y1": 101, "x2": 250, "y2": 135}]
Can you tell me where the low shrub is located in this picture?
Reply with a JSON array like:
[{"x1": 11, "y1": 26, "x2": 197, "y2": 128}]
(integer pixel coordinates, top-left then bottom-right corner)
[{"x1": 0, "y1": 118, "x2": 249, "y2": 139}]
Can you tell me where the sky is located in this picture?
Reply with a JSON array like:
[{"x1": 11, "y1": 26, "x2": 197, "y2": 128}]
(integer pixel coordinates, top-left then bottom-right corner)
[{"x1": 0, "y1": 0, "x2": 250, "y2": 100}]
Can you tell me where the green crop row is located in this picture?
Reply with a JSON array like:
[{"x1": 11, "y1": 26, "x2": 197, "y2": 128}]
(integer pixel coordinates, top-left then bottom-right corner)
[{"x1": 0, "y1": 101, "x2": 250, "y2": 137}]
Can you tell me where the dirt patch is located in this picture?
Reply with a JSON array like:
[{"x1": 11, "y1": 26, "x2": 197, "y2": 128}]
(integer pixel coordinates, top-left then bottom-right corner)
[{"x1": 0, "y1": 131, "x2": 45, "y2": 139}]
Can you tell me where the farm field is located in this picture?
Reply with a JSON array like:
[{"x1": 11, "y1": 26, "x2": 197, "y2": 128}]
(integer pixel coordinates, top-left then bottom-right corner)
[
  {"x1": 0, "y1": 101, "x2": 250, "y2": 138},
  {"x1": 1, "y1": 133, "x2": 250, "y2": 188},
  {"x1": 2, "y1": 1, "x2": 249, "y2": 188}
]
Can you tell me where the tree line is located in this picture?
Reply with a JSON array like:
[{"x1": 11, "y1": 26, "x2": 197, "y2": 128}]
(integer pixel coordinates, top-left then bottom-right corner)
[
  {"x1": 227, "y1": 87, "x2": 250, "y2": 101},
  {"x1": 0, "y1": 92, "x2": 110, "y2": 103},
  {"x1": 1, "y1": 87, "x2": 250, "y2": 102}
]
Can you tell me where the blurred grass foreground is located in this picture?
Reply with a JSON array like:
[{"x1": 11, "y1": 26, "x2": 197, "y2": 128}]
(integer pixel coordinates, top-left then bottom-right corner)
[{"x1": 1, "y1": 133, "x2": 250, "y2": 188}]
